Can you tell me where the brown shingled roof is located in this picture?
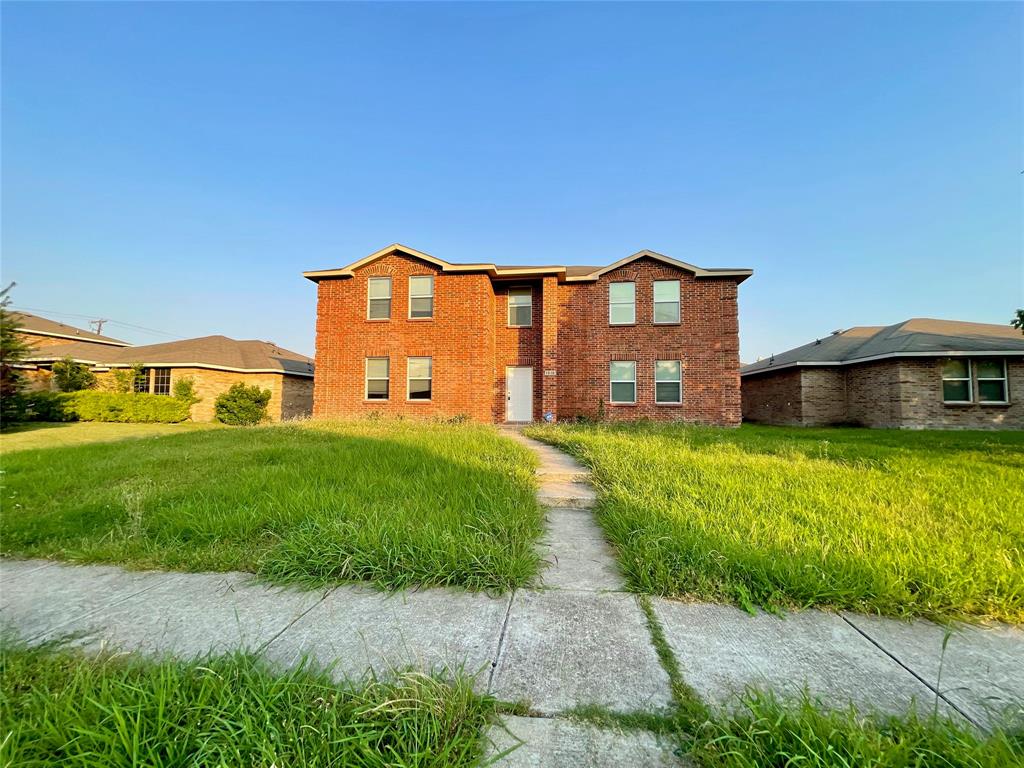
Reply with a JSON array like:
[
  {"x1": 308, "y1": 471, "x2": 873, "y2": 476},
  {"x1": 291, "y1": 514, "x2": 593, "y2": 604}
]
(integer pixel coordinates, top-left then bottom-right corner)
[
  {"x1": 12, "y1": 312, "x2": 130, "y2": 346},
  {"x1": 26, "y1": 335, "x2": 314, "y2": 377}
]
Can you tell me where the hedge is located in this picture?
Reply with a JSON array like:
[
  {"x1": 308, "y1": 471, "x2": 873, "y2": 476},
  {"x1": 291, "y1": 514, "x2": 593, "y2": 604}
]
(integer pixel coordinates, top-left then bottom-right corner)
[{"x1": 22, "y1": 391, "x2": 191, "y2": 424}]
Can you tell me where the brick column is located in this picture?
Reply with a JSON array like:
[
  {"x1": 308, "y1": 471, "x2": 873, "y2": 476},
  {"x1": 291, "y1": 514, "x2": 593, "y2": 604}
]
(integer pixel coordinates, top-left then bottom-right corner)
[{"x1": 541, "y1": 276, "x2": 559, "y2": 421}]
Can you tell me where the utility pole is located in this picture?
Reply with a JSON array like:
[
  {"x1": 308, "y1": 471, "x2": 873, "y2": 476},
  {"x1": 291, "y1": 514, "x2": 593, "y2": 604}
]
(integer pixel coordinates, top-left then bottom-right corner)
[{"x1": 90, "y1": 318, "x2": 109, "y2": 336}]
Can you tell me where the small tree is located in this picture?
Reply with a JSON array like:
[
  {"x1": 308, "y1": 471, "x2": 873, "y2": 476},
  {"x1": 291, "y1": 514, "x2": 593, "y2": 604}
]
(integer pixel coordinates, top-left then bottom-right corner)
[
  {"x1": 214, "y1": 382, "x2": 270, "y2": 425},
  {"x1": 107, "y1": 362, "x2": 144, "y2": 393},
  {"x1": 0, "y1": 284, "x2": 30, "y2": 425},
  {"x1": 173, "y1": 376, "x2": 201, "y2": 408},
  {"x1": 52, "y1": 356, "x2": 97, "y2": 392},
  {"x1": 1012, "y1": 309, "x2": 1024, "y2": 335}
]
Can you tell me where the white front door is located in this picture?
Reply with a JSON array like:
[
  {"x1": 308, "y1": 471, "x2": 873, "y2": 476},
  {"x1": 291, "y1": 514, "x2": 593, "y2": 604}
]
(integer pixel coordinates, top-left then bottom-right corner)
[{"x1": 506, "y1": 366, "x2": 533, "y2": 422}]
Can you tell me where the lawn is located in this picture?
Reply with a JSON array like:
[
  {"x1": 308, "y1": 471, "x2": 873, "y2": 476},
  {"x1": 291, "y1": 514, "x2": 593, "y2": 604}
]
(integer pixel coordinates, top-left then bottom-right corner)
[
  {"x1": 525, "y1": 423, "x2": 1024, "y2": 623},
  {"x1": 1, "y1": 420, "x2": 542, "y2": 591},
  {"x1": 0, "y1": 642, "x2": 496, "y2": 768},
  {"x1": 0, "y1": 421, "x2": 219, "y2": 452}
]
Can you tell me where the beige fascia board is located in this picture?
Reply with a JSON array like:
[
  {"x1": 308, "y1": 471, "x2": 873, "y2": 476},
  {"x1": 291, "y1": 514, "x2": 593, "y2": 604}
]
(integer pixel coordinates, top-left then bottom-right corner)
[
  {"x1": 18, "y1": 329, "x2": 131, "y2": 347},
  {"x1": 25, "y1": 357, "x2": 315, "y2": 378},
  {"x1": 741, "y1": 349, "x2": 1024, "y2": 377},
  {"x1": 578, "y1": 249, "x2": 753, "y2": 282}
]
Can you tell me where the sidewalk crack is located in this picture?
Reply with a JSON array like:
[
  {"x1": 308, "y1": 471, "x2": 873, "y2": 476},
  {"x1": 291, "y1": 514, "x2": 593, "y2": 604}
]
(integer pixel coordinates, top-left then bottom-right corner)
[{"x1": 487, "y1": 590, "x2": 516, "y2": 694}]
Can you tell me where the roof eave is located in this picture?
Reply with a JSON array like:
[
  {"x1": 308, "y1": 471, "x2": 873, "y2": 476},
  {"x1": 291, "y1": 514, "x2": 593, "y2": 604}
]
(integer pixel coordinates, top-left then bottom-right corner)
[{"x1": 741, "y1": 349, "x2": 1024, "y2": 376}]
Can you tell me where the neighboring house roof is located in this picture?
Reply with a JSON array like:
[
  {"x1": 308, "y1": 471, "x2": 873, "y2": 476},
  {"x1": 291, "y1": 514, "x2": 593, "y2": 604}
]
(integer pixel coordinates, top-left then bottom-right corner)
[
  {"x1": 303, "y1": 243, "x2": 753, "y2": 284},
  {"x1": 742, "y1": 318, "x2": 1024, "y2": 376},
  {"x1": 25, "y1": 335, "x2": 315, "y2": 377},
  {"x1": 11, "y1": 312, "x2": 130, "y2": 347}
]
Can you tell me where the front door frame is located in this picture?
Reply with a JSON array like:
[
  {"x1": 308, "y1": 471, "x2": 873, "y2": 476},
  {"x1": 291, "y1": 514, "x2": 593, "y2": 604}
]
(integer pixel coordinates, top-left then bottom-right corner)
[{"x1": 505, "y1": 365, "x2": 534, "y2": 422}]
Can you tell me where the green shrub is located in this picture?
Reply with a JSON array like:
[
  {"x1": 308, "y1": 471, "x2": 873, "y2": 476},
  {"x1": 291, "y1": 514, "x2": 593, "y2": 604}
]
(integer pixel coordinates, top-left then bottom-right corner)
[
  {"x1": 214, "y1": 382, "x2": 271, "y2": 425},
  {"x1": 106, "y1": 363, "x2": 144, "y2": 394},
  {"x1": 52, "y1": 356, "x2": 97, "y2": 392},
  {"x1": 173, "y1": 376, "x2": 201, "y2": 407},
  {"x1": 23, "y1": 391, "x2": 75, "y2": 422}
]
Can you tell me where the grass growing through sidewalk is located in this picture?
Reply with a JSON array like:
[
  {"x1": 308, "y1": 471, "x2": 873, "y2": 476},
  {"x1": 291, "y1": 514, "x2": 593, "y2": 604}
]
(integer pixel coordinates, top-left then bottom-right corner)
[
  {"x1": 0, "y1": 642, "x2": 497, "y2": 767},
  {"x1": 1, "y1": 420, "x2": 542, "y2": 591},
  {"x1": 525, "y1": 422, "x2": 1024, "y2": 622}
]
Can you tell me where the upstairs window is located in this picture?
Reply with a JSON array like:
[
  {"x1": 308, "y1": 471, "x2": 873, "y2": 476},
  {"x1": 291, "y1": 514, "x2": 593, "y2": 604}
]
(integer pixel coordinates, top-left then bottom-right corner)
[
  {"x1": 409, "y1": 276, "x2": 434, "y2": 319},
  {"x1": 941, "y1": 359, "x2": 971, "y2": 403},
  {"x1": 609, "y1": 282, "x2": 635, "y2": 325},
  {"x1": 407, "y1": 356, "x2": 432, "y2": 400},
  {"x1": 133, "y1": 368, "x2": 150, "y2": 394},
  {"x1": 609, "y1": 361, "x2": 636, "y2": 404},
  {"x1": 976, "y1": 359, "x2": 1008, "y2": 403},
  {"x1": 653, "y1": 280, "x2": 681, "y2": 324},
  {"x1": 655, "y1": 360, "x2": 682, "y2": 404},
  {"x1": 365, "y1": 357, "x2": 390, "y2": 400},
  {"x1": 152, "y1": 368, "x2": 171, "y2": 396},
  {"x1": 508, "y1": 288, "x2": 533, "y2": 327},
  {"x1": 367, "y1": 277, "x2": 392, "y2": 320}
]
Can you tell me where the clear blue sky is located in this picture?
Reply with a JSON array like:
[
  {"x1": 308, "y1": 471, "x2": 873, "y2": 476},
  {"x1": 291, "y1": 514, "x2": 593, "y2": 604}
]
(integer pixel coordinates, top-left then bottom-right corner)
[{"x1": 2, "y1": 2, "x2": 1021, "y2": 360}]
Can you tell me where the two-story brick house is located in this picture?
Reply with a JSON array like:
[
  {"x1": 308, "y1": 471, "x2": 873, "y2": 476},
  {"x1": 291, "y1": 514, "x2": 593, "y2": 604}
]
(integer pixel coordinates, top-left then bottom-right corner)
[{"x1": 305, "y1": 244, "x2": 752, "y2": 425}]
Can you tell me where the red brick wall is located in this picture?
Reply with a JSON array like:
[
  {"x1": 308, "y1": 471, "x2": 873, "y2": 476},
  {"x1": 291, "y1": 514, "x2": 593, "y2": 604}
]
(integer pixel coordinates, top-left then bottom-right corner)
[
  {"x1": 313, "y1": 252, "x2": 495, "y2": 421},
  {"x1": 312, "y1": 253, "x2": 745, "y2": 426},
  {"x1": 556, "y1": 257, "x2": 742, "y2": 425}
]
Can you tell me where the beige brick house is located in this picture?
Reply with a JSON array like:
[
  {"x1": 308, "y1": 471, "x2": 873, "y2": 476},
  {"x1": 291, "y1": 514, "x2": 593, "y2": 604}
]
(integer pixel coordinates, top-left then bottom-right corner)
[
  {"x1": 741, "y1": 319, "x2": 1024, "y2": 430},
  {"x1": 23, "y1": 333, "x2": 314, "y2": 422}
]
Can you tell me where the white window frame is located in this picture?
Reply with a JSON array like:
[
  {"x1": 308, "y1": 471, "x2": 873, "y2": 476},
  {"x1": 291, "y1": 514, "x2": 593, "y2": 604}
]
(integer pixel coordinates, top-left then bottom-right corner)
[
  {"x1": 975, "y1": 358, "x2": 1009, "y2": 404},
  {"x1": 367, "y1": 277, "x2": 392, "y2": 320},
  {"x1": 408, "y1": 275, "x2": 435, "y2": 319},
  {"x1": 654, "y1": 360, "x2": 682, "y2": 404},
  {"x1": 365, "y1": 357, "x2": 390, "y2": 401},
  {"x1": 609, "y1": 282, "x2": 636, "y2": 325},
  {"x1": 653, "y1": 280, "x2": 681, "y2": 325},
  {"x1": 941, "y1": 359, "x2": 973, "y2": 404},
  {"x1": 407, "y1": 356, "x2": 432, "y2": 401},
  {"x1": 609, "y1": 360, "x2": 637, "y2": 404},
  {"x1": 507, "y1": 287, "x2": 533, "y2": 328}
]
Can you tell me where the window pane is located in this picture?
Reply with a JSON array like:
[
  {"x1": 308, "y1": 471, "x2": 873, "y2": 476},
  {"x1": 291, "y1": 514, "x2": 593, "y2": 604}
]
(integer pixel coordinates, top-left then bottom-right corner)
[
  {"x1": 609, "y1": 283, "x2": 634, "y2": 302},
  {"x1": 366, "y1": 358, "x2": 388, "y2": 378},
  {"x1": 409, "y1": 379, "x2": 432, "y2": 399},
  {"x1": 656, "y1": 382, "x2": 681, "y2": 403},
  {"x1": 653, "y1": 281, "x2": 679, "y2": 302},
  {"x1": 153, "y1": 369, "x2": 170, "y2": 396},
  {"x1": 976, "y1": 359, "x2": 1004, "y2": 379},
  {"x1": 942, "y1": 359, "x2": 968, "y2": 379},
  {"x1": 410, "y1": 297, "x2": 433, "y2": 318},
  {"x1": 410, "y1": 276, "x2": 433, "y2": 296},
  {"x1": 510, "y1": 305, "x2": 532, "y2": 326},
  {"x1": 654, "y1": 302, "x2": 679, "y2": 324},
  {"x1": 942, "y1": 380, "x2": 971, "y2": 402},
  {"x1": 408, "y1": 357, "x2": 431, "y2": 379},
  {"x1": 655, "y1": 361, "x2": 680, "y2": 381},
  {"x1": 367, "y1": 380, "x2": 389, "y2": 399},
  {"x1": 978, "y1": 380, "x2": 1007, "y2": 402},
  {"x1": 368, "y1": 278, "x2": 391, "y2": 299},
  {"x1": 133, "y1": 370, "x2": 149, "y2": 393},
  {"x1": 610, "y1": 382, "x2": 635, "y2": 403},
  {"x1": 610, "y1": 361, "x2": 635, "y2": 381},
  {"x1": 509, "y1": 289, "x2": 532, "y2": 306},
  {"x1": 610, "y1": 304, "x2": 635, "y2": 325},
  {"x1": 368, "y1": 298, "x2": 391, "y2": 319}
]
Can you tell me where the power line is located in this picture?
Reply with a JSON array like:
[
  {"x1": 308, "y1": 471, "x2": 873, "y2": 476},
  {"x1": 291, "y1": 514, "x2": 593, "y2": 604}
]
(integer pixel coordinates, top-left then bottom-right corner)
[{"x1": 11, "y1": 306, "x2": 186, "y2": 340}]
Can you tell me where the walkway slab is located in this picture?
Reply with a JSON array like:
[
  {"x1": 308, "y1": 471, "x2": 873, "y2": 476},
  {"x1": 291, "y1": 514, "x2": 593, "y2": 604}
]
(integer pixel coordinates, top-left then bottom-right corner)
[
  {"x1": 486, "y1": 715, "x2": 687, "y2": 767},
  {"x1": 536, "y1": 479, "x2": 598, "y2": 509},
  {"x1": 263, "y1": 586, "x2": 507, "y2": 689},
  {"x1": 1, "y1": 562, "x2": 325, "y2": 657},
  {"x1": 491, "y1": 590, "x2": 672, "y2": 714},
  {"x1": 539, "y1": 509, "x2": 623, "y2": 591},
  {"x1": 844, "y1": 613, "x2": 1024, "y2": 729},
  {"x1": 653, "y1": 600, "x2": 949, "y2": 718}
]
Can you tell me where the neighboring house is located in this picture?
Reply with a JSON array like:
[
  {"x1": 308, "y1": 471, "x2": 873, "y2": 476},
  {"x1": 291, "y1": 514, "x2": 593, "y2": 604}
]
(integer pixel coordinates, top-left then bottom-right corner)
[
  {"x1": 11, "y1": 312, "x2": 131, "y2": 391},
  {"x1": 305, "y1": 243, "x2": 752, "y2": 425},
  {"x1": 23, "y1": 334, "x2": 314, "y2": 422},
  {"x1": 741, "y1": 318, "x2": 1024, "y2": 430}
]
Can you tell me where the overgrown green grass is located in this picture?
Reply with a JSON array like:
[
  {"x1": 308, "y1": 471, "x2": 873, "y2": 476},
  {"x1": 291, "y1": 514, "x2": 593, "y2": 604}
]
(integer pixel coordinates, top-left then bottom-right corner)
[
  {"x1": 525, "y1": 423, "x2": 1024, "y2": 622},
  {"x1": 0, "y1": 642, "x2": 497, "y2": 767},
  {"x1": 0, "y1": 421, "x2": 219, "y2": 452},
  {"x1": 1, "y1": 420, "x2": 542, "y2": 591}
]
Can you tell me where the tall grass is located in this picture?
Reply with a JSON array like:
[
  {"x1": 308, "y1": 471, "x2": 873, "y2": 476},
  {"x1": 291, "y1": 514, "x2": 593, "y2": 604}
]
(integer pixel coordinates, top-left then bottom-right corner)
[
  {"x1": 0, "y1": 642, "x2": 495, "y2": 767},
  {"x1": 1, "y1": 420, "x2": 543, "y2": 591},
  {"x1": 526, "y1": 423, "x2": 1024, "y2": 622}
]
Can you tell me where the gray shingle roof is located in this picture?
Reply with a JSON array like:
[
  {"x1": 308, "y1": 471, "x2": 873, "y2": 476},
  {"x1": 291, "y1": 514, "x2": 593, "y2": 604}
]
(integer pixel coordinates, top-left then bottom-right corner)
[
  {"x1": 25, "y1": 335, "x2": 314, "y2": 377},
  {"x1": 742, "y1": 318, "x2": 1024, "y2": 376},
  {"x1": 12, "y1": 312, "x2": 130, "y2": 346}
]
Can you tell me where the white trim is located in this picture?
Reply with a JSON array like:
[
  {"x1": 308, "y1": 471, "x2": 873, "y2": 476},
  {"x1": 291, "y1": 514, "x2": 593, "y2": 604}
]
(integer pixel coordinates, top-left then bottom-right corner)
[
  {"x1": 741, "y1": 350, "x2": 1024, "y2": 376},
  {"x1": 652, "y1": 280, "x2": 681, "y2": 325},
  {"x1": 406, "y1": 356, "x2": 432, "y2": 401},
  {"x1": 15, "y1": 328, "x2": 131, "y2": 347},
  {"x1": 609, "y1": 281, "x2": 636, "y2": 325},
  {"x1": 366, "y1": 276, "x2": 392, "y2": 320},
  {"x1": 568, "y1": 249, "x2": 752, "y2": 282},
  {"x1": 941, "y1": 358, "x2": 973, "y2": 404},
  {"x1": 408, "y1": 275, "x2": 435, "y2": 319},
  {"x1": 507, "y1": 287, "x2": 533, "y2": 328},
  {"x1": 609, "y1": 360, "x2": 637, "y2": 404},
  {"x1": 22, "y1": 357, "x2": 314, "y2": 378},
  {"x1": 654, "y1": 360, "x2": 682, "y2": 404},
  {"x1": 364, "y1": 356, "x2": 390, "y2": 401}
]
